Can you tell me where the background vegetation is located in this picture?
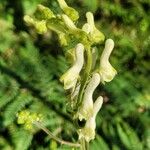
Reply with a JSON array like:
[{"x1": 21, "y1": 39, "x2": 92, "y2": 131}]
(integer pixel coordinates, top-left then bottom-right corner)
[{"x1": 0, "y1": 0, "x2": 150, "y2": 149}]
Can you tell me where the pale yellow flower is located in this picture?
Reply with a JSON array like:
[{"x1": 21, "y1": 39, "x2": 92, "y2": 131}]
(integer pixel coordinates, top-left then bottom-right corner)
[
  {"x1": 60, "y1": 43, "x2": 84, "y2": 90},
  {"x1": 78, "y1": 73, "x2": 101, "y2": 121},
  {"x1": 78, "y1": 96, "x2": 103, "y2": 142},
  {"x1": 83, "y1": 12, "x2": 105, "y2": 44},
  {"x1": 99, "y1": 39, "x2": 117, "y2": 83}
]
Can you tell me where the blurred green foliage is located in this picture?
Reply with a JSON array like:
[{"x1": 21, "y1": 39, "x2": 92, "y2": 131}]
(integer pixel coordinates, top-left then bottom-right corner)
[{"x1": 0, "y1": 0, "x2": 150, "y2": 149}]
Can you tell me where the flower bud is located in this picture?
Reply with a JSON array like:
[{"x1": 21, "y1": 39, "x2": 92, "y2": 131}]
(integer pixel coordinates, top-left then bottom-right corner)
[
  {"x1": 60, "y1": 43, "x2": 84, "y2": 90},
  {"x1": 24, "y1": 15, "x2": 47, "y2": 34},
  {"x1": 35, "y1": 20, "x2": 47, "y2": 34},
  {"x1": 58, "y1": 33, "x2": 68, "y2": 46},
  {"x1": 34, "y1": 4, "x2": 55, "y2": 20},
  {"x1": 99, "y1": 39, "x2": 117, "y2": 83},
  {"x1": 24, "y1": 15, "x2": 34, "y2": 25},
  {"x1": 57, "y1": 0, "x2": 79, "y2": 21}
]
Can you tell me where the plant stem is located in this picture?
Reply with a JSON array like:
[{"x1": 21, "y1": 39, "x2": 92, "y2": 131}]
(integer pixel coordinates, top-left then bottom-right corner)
[
  {"x1": 77, "y1": 45, "x2": 92, "y2": 107},
  {"x1": 80, "y1": 138, "x2": 89, "y2": 150},
  {"x1": 85, "y1": 141, "x2": 90, "y2": 150},
  {"x1": 33, "y1": 121, "x2": 80, "y2": 148}
]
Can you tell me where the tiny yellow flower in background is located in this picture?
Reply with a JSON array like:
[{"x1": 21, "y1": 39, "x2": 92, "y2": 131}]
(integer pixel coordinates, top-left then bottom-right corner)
[
  {"x1": 99, "y1": 39, "x2": 117, "y2": 83},
  {"x1": 60, "y1": 43, "x2": 84, "y2": 90},
  {"x1": 78, "y1": 96, "x2": 103, "y2": 142},
  {"x1": 17, "y1": 110, "x2": 42, "y2": 131},
  {"x1": 78, "y1": 73, "x2": 100, "y2": 121},
  {"x1": 17, "y1": 110, "x2": 30, "y2": 124}
]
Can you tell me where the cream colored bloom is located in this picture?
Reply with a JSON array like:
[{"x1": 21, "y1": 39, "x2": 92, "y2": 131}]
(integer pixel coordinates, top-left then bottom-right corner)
[
  {"x1": 78, "y1": 73, "x2": 101, "y2": 121},
  {"x1": 60, "y1": 43, "x2": 84, "y2": 90},
  {"x1": 83, "y1": 12, "x2": 105, "y2": 44},
  {"x1": 78, "y1": 96, "x2": 103, "y2": 142},
  {"x1": 99, "y1": 39, "x2": 117, "y2": 83}
]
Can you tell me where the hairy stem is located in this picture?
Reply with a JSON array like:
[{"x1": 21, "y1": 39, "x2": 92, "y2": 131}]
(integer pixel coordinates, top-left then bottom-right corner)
[{"x1": 33, "y1": 121, "x2": 80, "y2": 148}]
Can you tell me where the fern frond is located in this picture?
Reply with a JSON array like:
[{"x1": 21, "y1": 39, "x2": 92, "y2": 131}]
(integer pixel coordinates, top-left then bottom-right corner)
[{"x1": 3, "y1": 90, "x2": 33, "y2": 126}]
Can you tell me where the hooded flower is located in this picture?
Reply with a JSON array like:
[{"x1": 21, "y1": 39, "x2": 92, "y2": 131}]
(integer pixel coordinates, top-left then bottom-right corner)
[
  {"x1": 99, "y1": 39, "x2": 117, "y2": 83},
  {"x1": 60, "y1": 43, "x2": 84, "y2": 90},
  {"x1": 82, "y1": 12, "x2": 105, "y2": 44},
  {"x1": 78, "y1": 96, "x2": 103, "y2": 142},
  {"x1": 78, "y1": 73, "x2": 101, "y2": 121}
]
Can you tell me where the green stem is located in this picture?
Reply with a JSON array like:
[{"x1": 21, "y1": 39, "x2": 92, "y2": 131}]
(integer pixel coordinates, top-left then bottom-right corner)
[
  {"x1": 76, "y1": 45, "x2": 92, "y2": 107},
  {"x1": 80, "y1": 138, "x2": 86, "y2": 150},
  {"x1": 85, "y1": 141, "x2": 90, "y2": 150},
  {"x1": 80, "y1": 138, "x2": 89, "y2": 150},
  {"x1": 33, "y1": 121, "x2": 80, "y2": 148}
]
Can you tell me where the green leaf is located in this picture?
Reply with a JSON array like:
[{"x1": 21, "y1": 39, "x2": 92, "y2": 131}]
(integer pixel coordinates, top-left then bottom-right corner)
[{"x1": 90, "y1": 135, "x2": 110, "y2": 150}]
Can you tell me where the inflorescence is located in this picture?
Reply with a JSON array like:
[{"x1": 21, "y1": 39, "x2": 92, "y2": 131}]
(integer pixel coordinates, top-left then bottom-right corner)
[{"x1": 19, "y1": 0, "x2": 117, "y2": 143}]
